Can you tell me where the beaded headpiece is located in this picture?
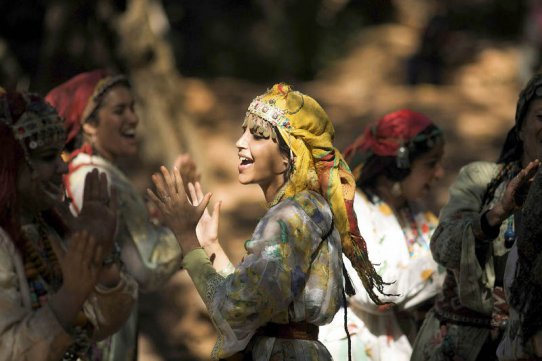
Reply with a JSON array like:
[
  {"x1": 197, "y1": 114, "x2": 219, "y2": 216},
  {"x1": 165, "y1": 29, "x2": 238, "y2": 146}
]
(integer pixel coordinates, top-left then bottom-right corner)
[
  {"x1": 0, "y1": 92, "x2": 65, "y2": 155},
  {"x1": 246, "y1": 97, "x2": 298, "y2": 130}
]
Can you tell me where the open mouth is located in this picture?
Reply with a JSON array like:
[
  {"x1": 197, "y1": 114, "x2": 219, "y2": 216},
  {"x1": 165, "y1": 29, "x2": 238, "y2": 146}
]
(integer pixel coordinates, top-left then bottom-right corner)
[
  {"x1": 239, "y1": 155, "x2": 254, "y2": 166},
  {"x1": 120, "y1": 128, "x2": 137, "y2": 139}
]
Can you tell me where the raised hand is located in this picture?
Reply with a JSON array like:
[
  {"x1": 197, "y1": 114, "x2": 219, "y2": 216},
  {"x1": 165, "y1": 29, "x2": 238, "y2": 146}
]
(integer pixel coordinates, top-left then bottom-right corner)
[
  {"x1": 486, "y1": 159, "x2": 541, "y2": 228},
  {"x1": 48, "y1": 230, "x2": 103, "y2": 330},
  {"x1": 147, "y1": 166, "x2": 211, "y2": 253},
  {"x1": 75, "y1": 169, "x2": 118, "y2": 257},
  {"x1": 54, "y1": 231, "x2": 103, "y2": 300},
  {"x1": 188, "y1": 181, "x2": 221, "y2": 249},
  {"x1": 501, "y1": 160, "x2": 540, "y2": 213}
]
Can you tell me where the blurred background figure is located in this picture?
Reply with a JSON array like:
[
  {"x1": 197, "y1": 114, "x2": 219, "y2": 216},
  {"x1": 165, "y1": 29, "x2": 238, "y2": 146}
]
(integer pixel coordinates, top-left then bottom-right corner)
[
  {"x1": 319, "y1": 109, "x2": 446, "y2": 361},
  {"x1": 497, "y1": 161, "x2": 542, "y2": 360},
  {"x1": 406, "y1": 3, "x2": 452, "y2": 85},
  {"x1": 0, "y1": 91, "x2": 137, "y2": 360},
  {"x1": 496, "y1": 73, "x2": 542, "y2": 361},
  {"x1": 46, "y1": 70, "x2": 197, "y2": 361},
  {"x1": 412, "y1": 73, "x2": 542, "y2": 361}
]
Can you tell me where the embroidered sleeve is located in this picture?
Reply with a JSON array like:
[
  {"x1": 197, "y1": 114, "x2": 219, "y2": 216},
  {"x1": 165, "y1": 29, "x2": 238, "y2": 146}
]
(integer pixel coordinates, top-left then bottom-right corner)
[
  {"x1": 217, "y1": 262, "x2": 235, "y2": 278},
  {"x1": 430, "y1": 161, "x2": 499, "y2": 270},
  {"x1": 429, "y1": 162, "x2": 503, "y2": 314},
  {"x1": 182, "y1": 249, "x2": 225, "y2": 306}
]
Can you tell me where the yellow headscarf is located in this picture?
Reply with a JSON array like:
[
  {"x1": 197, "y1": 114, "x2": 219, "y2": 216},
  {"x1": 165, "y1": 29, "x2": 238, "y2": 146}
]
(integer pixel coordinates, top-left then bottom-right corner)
[{"x1": 246, "y1": 83, "x2": 389, "y2": 304}]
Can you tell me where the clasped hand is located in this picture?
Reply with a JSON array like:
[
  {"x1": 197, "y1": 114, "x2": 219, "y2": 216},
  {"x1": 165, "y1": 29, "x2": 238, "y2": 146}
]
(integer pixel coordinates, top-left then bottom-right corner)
[
  {"x1": 73, "y1": 169, "x2": 118, "y2": 258},
  {"x1": 52, "y1": 168, "x2": 118, "y2": 263},
  {"x1": 147, "y1": 166, "x2": 212, "y2": 254}
]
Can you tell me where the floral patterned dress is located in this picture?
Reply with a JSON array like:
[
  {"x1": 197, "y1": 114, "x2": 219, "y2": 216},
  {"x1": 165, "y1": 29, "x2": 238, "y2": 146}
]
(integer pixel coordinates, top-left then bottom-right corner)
[
  {"x1": 182, "y1": 190, "x2": 344, "y2": 360},
  {"x1": 319, "y1": 190, "x2": 444, "y2": 361}
]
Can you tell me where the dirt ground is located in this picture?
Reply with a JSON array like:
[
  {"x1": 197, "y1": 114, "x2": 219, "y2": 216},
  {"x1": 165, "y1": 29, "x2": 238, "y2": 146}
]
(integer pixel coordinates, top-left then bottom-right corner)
[{"x1": 136, "y1": 23, "x2": 525, "y2": 360}]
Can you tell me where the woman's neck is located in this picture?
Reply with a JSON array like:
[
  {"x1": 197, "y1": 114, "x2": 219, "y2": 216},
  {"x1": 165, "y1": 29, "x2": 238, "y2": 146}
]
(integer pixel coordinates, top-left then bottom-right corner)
[
  {"x1": 373, "y1": 175, "x2": 407, "y2": 210},
  {"x1": 261, "y1": 179, "x2": 286, "y2": 204},
  {"x1": 90, "y1": 142, "x2": 115, "y2": 162}
]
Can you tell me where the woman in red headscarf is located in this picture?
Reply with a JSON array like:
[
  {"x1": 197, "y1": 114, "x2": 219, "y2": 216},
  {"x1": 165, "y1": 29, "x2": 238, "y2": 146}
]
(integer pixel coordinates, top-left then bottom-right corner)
[
  {"x1": 46, "y1": 70, "x2": 189, "y2": 361},
  {"x1": 319, "y1": 109, "x2": 446, "y2": 361}
]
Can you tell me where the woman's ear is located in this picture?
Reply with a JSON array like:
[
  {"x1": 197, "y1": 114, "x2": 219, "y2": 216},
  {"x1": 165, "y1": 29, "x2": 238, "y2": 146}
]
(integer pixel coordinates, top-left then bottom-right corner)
[
  {"x1": 282, "y1": 153, "x2": 290, "y2": 171},
  {"x1": 82, "y1": 122, "x2": 97, "y2": 137}
]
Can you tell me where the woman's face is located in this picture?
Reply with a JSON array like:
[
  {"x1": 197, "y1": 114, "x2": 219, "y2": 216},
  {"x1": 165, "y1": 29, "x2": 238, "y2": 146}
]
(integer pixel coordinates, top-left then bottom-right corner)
[
  {"x1": 17, "y1": 142, "x2": 68, "y2": 212},
  {"x1": 84, "y1": 85, "x2": 139, "y2": 160},
  {"x1": 235, "y1": 126, "x2": 288, "y2": 189},
  {"x1": 399, "y1": 140, "x2": 445, "y2": 201},
  {"x1": 520, "y1": 98, "x2": 542, "y2": 164}
]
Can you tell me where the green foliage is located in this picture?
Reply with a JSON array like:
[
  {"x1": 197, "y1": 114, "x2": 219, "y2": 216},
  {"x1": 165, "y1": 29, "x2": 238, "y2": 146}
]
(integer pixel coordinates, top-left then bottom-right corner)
[{"x1": 164, "y1": 0, "x2": 394, "y2": 81}]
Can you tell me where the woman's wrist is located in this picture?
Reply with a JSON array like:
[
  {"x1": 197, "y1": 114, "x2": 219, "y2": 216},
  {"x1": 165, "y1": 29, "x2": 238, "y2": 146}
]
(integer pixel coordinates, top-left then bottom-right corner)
[
  {"x1": 485, "y1": 203, "x2": 509, "y2": 228},
  {"x1": 477, "y1": 208, "x2": 503, "y2": 241},
  {"x1": 98, "y1": 263, "x2": 122, "y2": 288},
  {"x1": 49, "y1": 287, "x2": 85, "y2": 331},
  {"x1": 203, "y1": 240, "x2": 220, "y2": 254},
  {"x1": 175, "y1": 230, "x2": 201, "y2": 254}
]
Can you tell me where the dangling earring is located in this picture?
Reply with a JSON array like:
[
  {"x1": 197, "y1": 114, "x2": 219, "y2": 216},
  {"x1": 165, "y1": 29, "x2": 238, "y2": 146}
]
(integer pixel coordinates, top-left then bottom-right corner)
[
  {"x1": 391, "y1": 182, "x2": 402, "y2": 197},
  {"x1": 396, "y1": 143, "x2": 410, "y2": 169}
]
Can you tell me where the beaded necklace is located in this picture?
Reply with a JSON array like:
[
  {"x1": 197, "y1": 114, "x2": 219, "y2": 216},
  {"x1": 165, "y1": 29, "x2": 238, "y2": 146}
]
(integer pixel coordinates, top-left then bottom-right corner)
[
  {"x1": 396, "y1": 204, "x2": 431, "y2": 258},
  {"x1": 21, "y1": 215, "x2": 94, "y2": 361},
  {"x1": 267, "y1": 184, "x2": 287, "y2": 208},
  {"x1": 21, "y1": 216, "x2": 63, "y2": 309},
  {"x1": 368, "y1": 191, "x2": 432, "y2": 258}
]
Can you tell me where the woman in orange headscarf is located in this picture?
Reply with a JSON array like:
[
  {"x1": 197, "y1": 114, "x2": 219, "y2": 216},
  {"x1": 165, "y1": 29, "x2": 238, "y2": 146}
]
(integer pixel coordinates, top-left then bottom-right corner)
[{"x1": 46, "y1": 70, "x2": 186, "y2": 361}]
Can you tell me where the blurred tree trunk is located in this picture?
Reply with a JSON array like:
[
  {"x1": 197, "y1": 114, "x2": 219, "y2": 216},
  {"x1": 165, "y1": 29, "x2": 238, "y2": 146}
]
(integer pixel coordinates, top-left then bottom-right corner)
[
  {"x1": 39, "y1": 0, "x2": 202, "y2": 172},
  {"x1": 392, "y1": 0, "x2": 433, "y2": 28},
  {"x1": 114, "y1": 0, "x2": 202, "y2": 170}
]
